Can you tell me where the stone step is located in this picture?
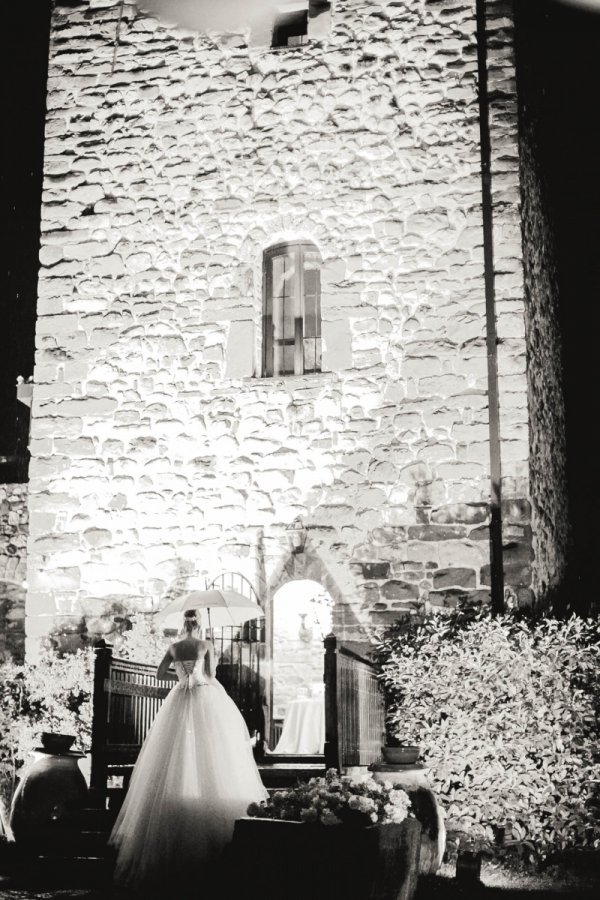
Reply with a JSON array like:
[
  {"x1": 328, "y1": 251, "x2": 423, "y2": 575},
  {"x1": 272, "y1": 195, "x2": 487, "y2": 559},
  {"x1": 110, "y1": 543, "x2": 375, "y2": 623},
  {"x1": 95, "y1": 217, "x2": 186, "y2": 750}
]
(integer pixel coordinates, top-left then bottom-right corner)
[
  {"x1": 0, "y1": 840, "x2": 113, "y2": 887},
  {"x1": 20, "y1": 854, "x2": 113, "y2": 887},
  {"x1": 258, "y1": 763, "x2": 325, "y2": 788},
  {"x1": 263, "y1": 753, "x2": 324, "y2": 765},
  {"x1": 77, "y1": 805, "x2": 116, "y2": 830},
  {"x1": 69, "y1": 828, "x2": 114, "y2": 856}
]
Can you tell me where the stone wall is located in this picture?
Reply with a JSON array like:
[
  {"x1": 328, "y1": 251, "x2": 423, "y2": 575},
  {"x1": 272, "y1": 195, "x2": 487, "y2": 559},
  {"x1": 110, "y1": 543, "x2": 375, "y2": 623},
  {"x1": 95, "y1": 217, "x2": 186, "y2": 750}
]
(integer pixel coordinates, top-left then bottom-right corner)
[
  {"x1": 514, "y1": 7, "x2": 569, "y2": 604},
  {"x1": 28, "y1": 0, "x2": 531, "y2": 653},
  {"x1": 0, "y1": 484, "x2": 28, "y2": 662},
  {"x1": 484, "y1": 0, "x2": 533, "y2": 606}
]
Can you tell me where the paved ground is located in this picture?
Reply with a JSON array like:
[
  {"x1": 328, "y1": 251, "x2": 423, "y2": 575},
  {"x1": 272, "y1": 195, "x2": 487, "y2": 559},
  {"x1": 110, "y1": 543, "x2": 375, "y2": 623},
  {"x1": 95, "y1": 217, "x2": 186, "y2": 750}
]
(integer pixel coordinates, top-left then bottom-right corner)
[
  {"x1": 0, "y1": 874, "x2": 598, "y2": 900},
  {"x1": 0, "y1": 851, "x2": 598, "y2": 900}
]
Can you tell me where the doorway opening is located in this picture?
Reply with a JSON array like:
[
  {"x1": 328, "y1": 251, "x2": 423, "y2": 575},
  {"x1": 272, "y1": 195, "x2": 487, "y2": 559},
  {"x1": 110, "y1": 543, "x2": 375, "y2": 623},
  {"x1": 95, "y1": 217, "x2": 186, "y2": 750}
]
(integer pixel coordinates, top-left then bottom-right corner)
[{"x1": 269, "y1": 579, "x2": 333, "y2": 755}]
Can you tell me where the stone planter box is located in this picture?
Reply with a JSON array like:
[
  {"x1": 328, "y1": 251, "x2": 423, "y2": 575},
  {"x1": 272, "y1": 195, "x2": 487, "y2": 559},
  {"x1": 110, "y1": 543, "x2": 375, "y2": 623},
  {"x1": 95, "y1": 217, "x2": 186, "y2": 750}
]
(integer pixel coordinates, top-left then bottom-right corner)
[{"x1": 229, "y1": 816, "x2": 421, "y2": 900}]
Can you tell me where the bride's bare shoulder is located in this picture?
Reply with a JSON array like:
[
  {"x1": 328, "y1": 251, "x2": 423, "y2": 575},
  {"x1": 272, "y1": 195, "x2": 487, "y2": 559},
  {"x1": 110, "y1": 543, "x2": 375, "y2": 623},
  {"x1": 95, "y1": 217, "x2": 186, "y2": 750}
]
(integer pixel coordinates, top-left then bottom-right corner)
[{"x1": 169, "y1": 637, "x2": 204, "y2": 658}]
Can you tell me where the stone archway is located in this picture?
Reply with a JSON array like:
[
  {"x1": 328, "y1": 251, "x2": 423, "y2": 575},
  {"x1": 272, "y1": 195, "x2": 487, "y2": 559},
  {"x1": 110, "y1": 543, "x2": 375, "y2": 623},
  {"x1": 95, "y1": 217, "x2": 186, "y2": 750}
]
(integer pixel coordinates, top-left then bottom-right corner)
[
  {"x1": 262, "y1": 548, "x2": 345, "y2": 751},
  {"x1": 267, "y1": 547, "x2": 346, "y2": 615}
]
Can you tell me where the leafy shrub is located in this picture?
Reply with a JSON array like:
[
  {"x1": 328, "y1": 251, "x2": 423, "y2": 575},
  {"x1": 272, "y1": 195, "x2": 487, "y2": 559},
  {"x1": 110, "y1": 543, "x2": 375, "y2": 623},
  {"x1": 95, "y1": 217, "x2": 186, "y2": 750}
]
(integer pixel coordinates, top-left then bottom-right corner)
[
  {"x1": 0, "y1": 649, "x2": 93, "y2": 824},
  {"x1": 113, "y1": 613, "x2": 171, "y2": 666},
  {"x1": 375, "y1": 611, "x2": 600, "y2": 856}
]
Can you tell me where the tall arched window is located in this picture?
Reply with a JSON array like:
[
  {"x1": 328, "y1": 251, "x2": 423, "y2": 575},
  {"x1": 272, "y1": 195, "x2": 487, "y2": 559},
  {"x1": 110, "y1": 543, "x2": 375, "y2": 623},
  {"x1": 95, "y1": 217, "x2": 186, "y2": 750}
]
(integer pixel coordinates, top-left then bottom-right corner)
[{"x1": 262, "y1": 241, "x2": 321, "y2": 377}]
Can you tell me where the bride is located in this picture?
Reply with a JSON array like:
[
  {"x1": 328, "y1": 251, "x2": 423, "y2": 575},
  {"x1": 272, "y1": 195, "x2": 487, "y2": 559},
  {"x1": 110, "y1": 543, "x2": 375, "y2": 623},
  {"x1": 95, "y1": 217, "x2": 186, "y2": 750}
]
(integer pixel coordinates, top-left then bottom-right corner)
[{"x1": 109, "y1": 610, "x2": 268, "y2": 889}]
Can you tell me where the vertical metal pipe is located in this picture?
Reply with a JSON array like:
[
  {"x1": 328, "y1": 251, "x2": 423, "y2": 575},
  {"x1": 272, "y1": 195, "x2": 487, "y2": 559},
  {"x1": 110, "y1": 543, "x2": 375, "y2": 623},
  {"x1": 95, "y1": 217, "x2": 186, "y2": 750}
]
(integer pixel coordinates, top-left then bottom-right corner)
[{"x1": 476, "y1": 0, "x2": 505, "y2": 615}]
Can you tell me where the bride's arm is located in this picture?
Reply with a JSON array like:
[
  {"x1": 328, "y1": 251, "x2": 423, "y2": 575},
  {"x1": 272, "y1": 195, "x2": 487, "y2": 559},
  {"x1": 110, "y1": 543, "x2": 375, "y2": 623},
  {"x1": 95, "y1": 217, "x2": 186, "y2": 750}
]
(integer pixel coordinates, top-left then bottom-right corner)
[
  {"x1": 156, "y1": 647, "x2": 175, "y2": 681},
  {"x1": 204, "y1": 641, "x2": 217, "y2": 679}
]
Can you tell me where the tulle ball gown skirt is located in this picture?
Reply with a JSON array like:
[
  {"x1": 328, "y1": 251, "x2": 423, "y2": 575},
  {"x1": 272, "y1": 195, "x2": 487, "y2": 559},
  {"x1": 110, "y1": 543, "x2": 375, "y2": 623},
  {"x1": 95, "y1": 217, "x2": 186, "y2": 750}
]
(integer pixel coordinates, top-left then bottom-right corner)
[{"x1": 109, "y1": 678, "x2": 267, "y2": 890}]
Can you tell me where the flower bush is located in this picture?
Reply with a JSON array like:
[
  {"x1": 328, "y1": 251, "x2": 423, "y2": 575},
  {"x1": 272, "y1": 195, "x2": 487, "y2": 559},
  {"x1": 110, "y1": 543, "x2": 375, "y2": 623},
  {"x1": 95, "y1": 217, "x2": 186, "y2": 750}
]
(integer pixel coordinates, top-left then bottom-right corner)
[
  {"x1": 0, "y1": 648, "x2": 93, "y2": 825},
  {"x1": 247, "y1": 768, "x2": 411, "y2": 827},
  {"x1": 375, "y1": 610, "x2": 600, "y2": 857}
]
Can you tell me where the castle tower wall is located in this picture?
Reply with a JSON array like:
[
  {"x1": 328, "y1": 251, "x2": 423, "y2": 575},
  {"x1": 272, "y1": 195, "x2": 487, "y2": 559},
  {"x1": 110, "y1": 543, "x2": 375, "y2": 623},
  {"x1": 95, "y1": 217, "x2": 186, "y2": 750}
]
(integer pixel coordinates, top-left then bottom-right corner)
[{"x1": 27, "y1": 0, "x2": 532, "y2": 653}]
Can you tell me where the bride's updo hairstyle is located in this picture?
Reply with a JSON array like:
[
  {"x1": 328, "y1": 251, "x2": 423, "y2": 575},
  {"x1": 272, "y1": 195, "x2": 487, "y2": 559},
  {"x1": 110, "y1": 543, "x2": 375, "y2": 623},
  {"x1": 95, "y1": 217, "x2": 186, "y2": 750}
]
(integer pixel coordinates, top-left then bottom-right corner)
[{"x1": 182, "y1": 609, "x2": 200, "y2": 637}]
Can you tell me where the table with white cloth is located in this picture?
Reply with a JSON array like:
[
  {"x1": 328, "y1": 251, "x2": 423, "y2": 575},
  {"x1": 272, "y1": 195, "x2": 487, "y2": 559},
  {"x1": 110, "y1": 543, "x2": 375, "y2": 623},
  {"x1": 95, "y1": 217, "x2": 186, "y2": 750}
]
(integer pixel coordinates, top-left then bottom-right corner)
[{"x1": 273, "y1": 696, "x2": 325, "y2": 755}]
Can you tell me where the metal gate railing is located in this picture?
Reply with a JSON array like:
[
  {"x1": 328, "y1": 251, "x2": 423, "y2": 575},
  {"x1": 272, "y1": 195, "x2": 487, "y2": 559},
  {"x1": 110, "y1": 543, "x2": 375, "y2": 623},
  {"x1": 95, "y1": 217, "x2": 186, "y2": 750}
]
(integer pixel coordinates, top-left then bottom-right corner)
[{"x1": 208, "y1": 573, "x2": 266, "y2": 749}]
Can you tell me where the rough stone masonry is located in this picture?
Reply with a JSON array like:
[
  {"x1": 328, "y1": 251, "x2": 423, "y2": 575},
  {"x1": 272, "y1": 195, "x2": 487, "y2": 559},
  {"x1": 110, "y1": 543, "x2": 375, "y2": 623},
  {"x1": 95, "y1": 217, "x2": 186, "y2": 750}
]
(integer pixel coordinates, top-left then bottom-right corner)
[{"x1": 23, "y1": 0, "x2": 564, "y2": 655}]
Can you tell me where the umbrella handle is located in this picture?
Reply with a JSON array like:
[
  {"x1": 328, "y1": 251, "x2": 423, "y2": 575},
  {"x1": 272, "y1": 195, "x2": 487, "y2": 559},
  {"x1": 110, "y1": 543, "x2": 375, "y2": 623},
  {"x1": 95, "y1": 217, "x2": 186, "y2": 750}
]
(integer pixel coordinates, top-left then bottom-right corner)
[{"x1": 207, "y1": 607, "x2": 212, "y2": 635}]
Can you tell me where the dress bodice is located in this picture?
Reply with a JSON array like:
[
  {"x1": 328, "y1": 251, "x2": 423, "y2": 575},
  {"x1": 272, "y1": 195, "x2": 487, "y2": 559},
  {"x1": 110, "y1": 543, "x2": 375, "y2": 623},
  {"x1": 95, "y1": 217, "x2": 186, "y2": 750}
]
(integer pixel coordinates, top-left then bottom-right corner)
[{"x1": 173, "y1": 658, "x2": 210, "y2": 690}]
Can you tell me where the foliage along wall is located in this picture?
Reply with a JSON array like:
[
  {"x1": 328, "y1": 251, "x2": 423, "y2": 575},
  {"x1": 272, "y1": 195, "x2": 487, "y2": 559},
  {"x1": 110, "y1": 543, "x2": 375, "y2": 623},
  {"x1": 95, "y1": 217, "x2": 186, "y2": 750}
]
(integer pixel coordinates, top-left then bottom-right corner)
[{"x1": 0, "y1": 484, "x2": 27, "y2": 663}]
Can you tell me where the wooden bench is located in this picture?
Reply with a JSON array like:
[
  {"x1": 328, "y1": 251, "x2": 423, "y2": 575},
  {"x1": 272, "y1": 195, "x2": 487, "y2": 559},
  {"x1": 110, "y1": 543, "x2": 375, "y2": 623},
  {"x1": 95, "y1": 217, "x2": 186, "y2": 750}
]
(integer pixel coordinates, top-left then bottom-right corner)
[{"x1": 89, "y1": 646, "x2": 172, "y2": 806}]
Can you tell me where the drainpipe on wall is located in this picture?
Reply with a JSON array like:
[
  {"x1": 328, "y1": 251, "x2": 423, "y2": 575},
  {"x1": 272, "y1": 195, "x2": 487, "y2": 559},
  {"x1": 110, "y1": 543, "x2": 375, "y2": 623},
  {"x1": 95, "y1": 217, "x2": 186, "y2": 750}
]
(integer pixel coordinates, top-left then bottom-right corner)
[{"x1": 475, "y1": 0, "x2": 505, "y2": 615}]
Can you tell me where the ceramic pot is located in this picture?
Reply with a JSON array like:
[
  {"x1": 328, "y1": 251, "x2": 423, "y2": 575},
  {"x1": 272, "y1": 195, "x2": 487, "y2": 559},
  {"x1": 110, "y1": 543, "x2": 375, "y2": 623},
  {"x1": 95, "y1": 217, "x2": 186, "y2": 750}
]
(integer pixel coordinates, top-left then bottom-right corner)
[
  {"x1": 41, "y1": 732, "x2": 76, "y2": 754},
  {"x1": 382, "y1": 745, "x2": 420, "y2": 765},
  {"x1": 9, "y1": 749, "x2": 87, "y2": 849}
]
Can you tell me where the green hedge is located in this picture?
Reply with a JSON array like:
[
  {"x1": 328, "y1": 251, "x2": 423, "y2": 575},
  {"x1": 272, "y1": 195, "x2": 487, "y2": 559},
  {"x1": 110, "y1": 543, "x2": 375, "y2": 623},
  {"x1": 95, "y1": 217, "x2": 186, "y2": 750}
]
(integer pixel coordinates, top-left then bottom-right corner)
[{"x1": 375, "y1": 610, "x2": 600, "y2": 855}]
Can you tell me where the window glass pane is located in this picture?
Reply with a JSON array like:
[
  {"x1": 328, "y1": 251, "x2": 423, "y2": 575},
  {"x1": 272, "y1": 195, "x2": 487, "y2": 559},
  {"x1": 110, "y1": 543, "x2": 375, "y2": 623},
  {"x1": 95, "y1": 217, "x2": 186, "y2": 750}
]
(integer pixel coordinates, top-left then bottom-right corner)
[
  {"x1": 283, "y1": 295, "x2": 295, "y2": 340},
  {"x1": 303, "y1": 250, "x2": 320, "y2": 271},
  {"x1": 283, "y1": 344, "x2": 295, "y2": 374},
  {"x1": 273, "y1": 294, "x2": 282, "y2": 340},
  {"x1": 283, "y1": 254, "x2": 295, "y2": 292},
  {"x1": 273, "y1": 253, "x2": 296, "y2": 342},
  {"x1": 273, "y1": 343, "x2": 284, "y2": 376},
  {"x1": 274, "y1": 255, "x2": 297, "y2": 294},
  {"x1": 303, "y1": 252, "x2": 320, "y2": 339},
  {"x1": 304, "y1": 269, "x2": 318, "y2": 296},
  {"x1": 303, "y1": 339, "x2": 315, "y2": 373},
  {"x1": 304, "y1": 272, "x2": 317, "y2": 337},
  {"x1": 272, "y1": 254, "x2": 286, "y2": 298}
]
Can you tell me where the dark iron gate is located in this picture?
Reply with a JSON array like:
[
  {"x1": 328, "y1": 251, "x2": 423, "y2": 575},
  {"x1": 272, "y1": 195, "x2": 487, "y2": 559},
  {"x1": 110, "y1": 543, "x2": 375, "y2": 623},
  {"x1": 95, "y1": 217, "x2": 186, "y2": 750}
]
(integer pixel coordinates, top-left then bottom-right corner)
[{"x1": 208, "y1": 573, "x2": 266, "y2": 750}]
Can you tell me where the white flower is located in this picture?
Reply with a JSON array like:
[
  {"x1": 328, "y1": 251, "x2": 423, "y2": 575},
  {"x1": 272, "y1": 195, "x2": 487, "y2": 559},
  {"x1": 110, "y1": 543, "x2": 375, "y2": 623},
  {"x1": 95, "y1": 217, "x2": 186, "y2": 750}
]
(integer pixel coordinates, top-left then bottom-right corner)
[
  {"x1": 321, "y1": 809, "x2": 342, "y2": 826},
  {"x1": 300, "y1": 807, "x2": 319, "y2": 823},
  {"x1": 389, "y1": 788, "x2": 410, "y2": 806},
  {"x1": 383, "y1": 802, "x2": 409, "y2": 824},
  {"x1": 348, "y1": 795, "x2": 376, "y2": 813}
]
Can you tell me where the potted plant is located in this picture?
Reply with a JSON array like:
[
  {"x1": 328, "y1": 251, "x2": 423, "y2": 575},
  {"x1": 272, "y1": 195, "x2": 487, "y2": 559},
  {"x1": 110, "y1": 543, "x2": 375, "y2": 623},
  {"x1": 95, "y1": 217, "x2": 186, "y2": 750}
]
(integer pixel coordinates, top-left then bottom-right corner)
[
  {"x1": 382, "y1": 730, "x2": 421, "y2": 766},
  {"x1": 234, "y1": 769, "x2": 422, "y2": 900}
]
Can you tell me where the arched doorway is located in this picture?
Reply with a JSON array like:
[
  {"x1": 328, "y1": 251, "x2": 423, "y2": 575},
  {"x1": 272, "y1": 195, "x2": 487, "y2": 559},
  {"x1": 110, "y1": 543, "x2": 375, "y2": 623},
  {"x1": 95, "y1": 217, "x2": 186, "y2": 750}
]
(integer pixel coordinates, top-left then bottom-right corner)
[{"x1": 270, "y1": 579, "x2": 333, "y2": 754}]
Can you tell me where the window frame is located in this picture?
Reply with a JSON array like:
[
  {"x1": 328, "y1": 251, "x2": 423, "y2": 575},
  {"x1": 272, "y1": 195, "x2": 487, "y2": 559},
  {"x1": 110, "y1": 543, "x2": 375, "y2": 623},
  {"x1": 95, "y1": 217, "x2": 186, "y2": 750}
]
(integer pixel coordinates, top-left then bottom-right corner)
[
  {"x1": 271, "y1": 6, "x2": 309, "y2": 48},
  {"x1": 262, "y1": 241, "x2": 322, "y2": 378}
]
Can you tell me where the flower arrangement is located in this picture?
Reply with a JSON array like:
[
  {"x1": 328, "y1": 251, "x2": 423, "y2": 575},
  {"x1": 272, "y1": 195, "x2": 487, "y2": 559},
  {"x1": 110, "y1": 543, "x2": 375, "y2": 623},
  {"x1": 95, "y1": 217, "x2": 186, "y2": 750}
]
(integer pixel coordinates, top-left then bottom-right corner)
[{"x1": 247, "y1": 768, "x2": 411, "y2": 827}]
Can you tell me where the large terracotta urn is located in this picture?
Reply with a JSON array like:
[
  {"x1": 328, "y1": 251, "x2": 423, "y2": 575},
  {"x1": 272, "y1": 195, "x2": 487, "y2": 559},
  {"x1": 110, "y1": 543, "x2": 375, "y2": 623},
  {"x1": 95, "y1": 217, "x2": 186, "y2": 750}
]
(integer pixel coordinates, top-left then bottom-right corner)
[
  {"x1": 369, "y1": 763, "x2": 446, "y2": 875},
  {"x1": 9, "y1": 741, "x2": 88, "y2": 850}
]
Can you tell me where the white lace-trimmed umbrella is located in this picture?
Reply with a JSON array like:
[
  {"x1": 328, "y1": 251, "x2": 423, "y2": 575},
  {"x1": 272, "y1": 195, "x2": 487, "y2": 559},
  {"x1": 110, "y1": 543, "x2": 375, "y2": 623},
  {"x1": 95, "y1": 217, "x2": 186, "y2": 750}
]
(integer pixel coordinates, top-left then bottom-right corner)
[{"x1": 156, "y1": 588, "x2": 263, "y2": 631}]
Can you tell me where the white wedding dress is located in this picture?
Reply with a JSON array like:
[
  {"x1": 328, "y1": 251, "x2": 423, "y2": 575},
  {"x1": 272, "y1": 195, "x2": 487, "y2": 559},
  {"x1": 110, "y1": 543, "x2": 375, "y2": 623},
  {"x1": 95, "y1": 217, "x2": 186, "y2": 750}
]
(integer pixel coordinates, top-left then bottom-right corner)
[{"x1": 109, "y1": 654, "x2": 268, "y2": 888}]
